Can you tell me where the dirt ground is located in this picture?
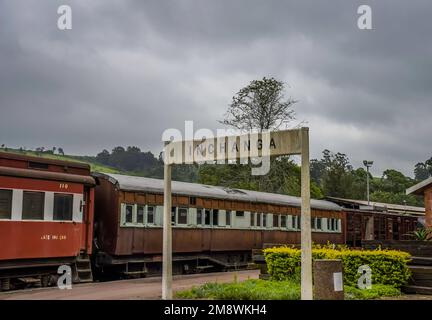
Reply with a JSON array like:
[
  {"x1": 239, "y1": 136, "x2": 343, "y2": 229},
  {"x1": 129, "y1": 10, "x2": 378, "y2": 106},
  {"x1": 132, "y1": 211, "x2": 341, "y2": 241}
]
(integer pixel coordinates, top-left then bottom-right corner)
[
  {"x1": 0, "y1": 270, "x2": 259, "y2": 300},
  {"x1": 1, "y1": 269, "x2": 430, "y2": 300}
]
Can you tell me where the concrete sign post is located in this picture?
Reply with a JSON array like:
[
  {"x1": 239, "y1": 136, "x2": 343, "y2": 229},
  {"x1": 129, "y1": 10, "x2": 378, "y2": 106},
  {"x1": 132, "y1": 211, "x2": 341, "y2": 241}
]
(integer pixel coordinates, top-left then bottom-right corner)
[
  {"x1": 300, "y1": 128, "x2": 313, "y2": 300},
  {"x1": 162, "y1": 161, "x2": 173, "y2": 300},
  {"x1": 162, "y1": 127, "x2": 312, "y2": 300}
]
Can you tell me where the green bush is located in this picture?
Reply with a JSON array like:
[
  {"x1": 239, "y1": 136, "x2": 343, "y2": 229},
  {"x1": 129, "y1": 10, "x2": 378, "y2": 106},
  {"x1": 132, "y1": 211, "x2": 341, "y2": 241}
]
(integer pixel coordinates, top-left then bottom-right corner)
[{"x1": 264, "y1": 247, "x2": 411, "y2": 287}]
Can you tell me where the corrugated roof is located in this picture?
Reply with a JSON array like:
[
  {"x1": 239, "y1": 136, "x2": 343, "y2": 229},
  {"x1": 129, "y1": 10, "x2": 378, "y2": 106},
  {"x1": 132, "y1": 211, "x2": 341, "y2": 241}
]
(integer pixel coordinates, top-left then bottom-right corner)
[
  {"x1": 406, "y1": 177, "x2": 432, "y2": 195},
  {"x1": 325, "y1": 196, "x2": 424, "y2": 216},
  {"x1": 94, "y1": 172, "x2": 341, "y2": 211}
]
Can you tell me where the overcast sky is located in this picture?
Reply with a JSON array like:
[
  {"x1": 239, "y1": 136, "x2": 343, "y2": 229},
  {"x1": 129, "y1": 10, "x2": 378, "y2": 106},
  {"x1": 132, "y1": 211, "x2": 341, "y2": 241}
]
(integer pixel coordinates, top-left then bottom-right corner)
[{"x1": 0, "y1": 0, "x2": 431, "y2": 177}]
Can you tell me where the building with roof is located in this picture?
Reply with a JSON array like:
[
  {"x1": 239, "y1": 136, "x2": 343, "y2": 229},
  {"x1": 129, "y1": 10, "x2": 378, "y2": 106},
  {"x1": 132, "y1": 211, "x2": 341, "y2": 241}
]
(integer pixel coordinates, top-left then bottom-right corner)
[{"x1": 406, "y1": 177, "x2": 432, "y2": 227}]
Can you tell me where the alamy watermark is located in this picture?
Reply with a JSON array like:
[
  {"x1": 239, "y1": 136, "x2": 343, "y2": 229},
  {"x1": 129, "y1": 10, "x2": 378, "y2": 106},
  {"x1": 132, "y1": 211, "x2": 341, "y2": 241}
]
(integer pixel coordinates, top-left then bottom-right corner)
[
  {"x1": 57, "y1": 265, "x2": 72, "y2": 290},
  {"x1": 162, "y1": 121, "x2": 272, "y2": 176}
]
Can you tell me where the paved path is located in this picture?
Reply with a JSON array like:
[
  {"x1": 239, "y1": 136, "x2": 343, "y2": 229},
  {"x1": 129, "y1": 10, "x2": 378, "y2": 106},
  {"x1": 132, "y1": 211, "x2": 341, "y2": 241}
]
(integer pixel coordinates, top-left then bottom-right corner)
[{"x1": 0, "y1": 270, "x2": 259, "y2": 300}]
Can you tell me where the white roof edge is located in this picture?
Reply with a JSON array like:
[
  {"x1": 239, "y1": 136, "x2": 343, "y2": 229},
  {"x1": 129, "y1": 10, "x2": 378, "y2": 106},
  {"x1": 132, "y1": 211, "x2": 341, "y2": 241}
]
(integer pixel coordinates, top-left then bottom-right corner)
[
  {"x1": 406, "y1": 177, "x2": 432, "y2": 195},
  {"x1": 94, "y1": 172, "x2": 342, "y2": 211}
]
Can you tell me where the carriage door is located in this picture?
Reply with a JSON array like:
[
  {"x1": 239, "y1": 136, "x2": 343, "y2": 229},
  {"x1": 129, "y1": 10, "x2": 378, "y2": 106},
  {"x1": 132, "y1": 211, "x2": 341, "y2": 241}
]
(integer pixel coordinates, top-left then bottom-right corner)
[{"x1": 81, "y1": 186, "x2": 93, "y2": 254}]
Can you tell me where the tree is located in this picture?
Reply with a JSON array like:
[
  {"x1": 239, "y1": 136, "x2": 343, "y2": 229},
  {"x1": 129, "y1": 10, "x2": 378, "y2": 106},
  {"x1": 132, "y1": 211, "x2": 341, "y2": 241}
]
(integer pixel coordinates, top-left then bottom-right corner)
[
  {"x1": 320, "y1": 150, "x2": 354, "y2": 198},
  {"x1": 220, "y1": 77, "x2": 297, "y2": 131},
  {"x1": 414, "y1": 157, "x2": 432, "y2": 181}
]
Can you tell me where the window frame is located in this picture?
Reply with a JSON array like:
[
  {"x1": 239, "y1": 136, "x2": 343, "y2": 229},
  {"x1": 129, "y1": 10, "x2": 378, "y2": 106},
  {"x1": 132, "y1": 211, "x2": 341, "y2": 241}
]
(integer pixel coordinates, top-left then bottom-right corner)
[
  {"x1": 177, "y1": 207, "x2": 188, "y2": 225},
  {"x1": 146, "y1": 205, "x2": 155, "y2": 225},
  {"x1": 0, "y1": 189, "x2": 13, "y2": 220},
  {"x1": 136, "y1": 205, "x2": 145, "y2": 224},
  {"x1": 53, "y1": 193, "x2": 73, "y2": 221},
  {"x1": 22, "y1": 191, "x2": 45, "y2": 221}
]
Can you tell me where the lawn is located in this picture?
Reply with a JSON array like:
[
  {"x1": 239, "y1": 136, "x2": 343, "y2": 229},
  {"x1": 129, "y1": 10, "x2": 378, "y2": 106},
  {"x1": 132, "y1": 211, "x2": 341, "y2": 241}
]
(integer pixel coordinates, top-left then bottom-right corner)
[{"x1": 175, "y1": 279, "x2": 401, "y2": 300}]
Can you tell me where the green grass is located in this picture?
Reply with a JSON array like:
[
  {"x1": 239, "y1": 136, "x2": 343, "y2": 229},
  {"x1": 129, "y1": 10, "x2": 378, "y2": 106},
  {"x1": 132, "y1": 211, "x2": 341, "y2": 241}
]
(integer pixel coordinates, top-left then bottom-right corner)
[
  {"x1": 175, "y1": 279, "x2": 401, "y2": 300},
  {"x1": 176, "y1": 279, "x2": 301, "y2": 300},
  {"x1": 344, "y1": 284, "x2": 401, "y2": 300}
]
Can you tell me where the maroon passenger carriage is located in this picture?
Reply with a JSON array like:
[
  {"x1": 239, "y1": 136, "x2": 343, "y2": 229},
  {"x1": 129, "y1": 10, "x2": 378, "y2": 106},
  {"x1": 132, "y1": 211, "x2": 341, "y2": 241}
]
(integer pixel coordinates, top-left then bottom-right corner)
[{"x1": 92, "y1": 173, "x2": 345, "y2": 278}]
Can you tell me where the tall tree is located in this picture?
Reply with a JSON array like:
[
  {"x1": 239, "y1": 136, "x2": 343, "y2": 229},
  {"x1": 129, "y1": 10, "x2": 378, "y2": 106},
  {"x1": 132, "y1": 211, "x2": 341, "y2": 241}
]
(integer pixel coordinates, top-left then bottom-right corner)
[{"x1": 220, "y1": 77, "x2": 297, "y2": 131}]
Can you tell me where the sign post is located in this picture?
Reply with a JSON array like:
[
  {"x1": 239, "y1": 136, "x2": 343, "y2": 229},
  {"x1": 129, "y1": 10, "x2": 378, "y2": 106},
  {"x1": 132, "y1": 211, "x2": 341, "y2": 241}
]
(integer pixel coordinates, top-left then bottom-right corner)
[
  {"x1": 162, "y1": 161, "x2": 172, "y2": 300},
  {"x1": 300, "y1": 128, "x2": 312, "y2": 300},
  {"x1": 162, "y1": 127, "x2": 312, "y2": 300}
]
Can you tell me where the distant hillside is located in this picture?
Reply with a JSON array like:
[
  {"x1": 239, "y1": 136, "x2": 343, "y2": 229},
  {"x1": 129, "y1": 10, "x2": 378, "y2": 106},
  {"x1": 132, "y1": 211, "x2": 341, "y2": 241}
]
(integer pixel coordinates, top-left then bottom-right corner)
[{"x1": 0, "y1": 146, "x2": 199, "y2": 182}]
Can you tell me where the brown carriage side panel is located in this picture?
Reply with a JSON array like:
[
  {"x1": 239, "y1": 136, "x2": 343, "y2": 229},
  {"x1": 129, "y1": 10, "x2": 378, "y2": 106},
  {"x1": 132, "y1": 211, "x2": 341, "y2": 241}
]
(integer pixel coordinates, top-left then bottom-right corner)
[
  {"x1": 196, "y1": 197, "x2": 204, "y2": 207},
  {"x1": 135, "y1": 193, "x2": 146, "y2": 205},
  {"x1": 210, "y1": 229, "x2": 258, "y2": 251},
  {"x1": 94, "y1": 178, "x2": 119, "y2": 255},
  {"x1": 211, "y1": 199, "x2": 219, "y2": 208},
  {"x1": 156, "y1": 194, "x2": 164, "y2": 205},
  {"x1": 173, "y1": 229, "x2": 205, "y2": 253},
  {"x1": 132, "y1": 228, "x2": 145, "y2": 253},
  {"x1": 124, "y1": 191, "x2": 135, "y2": 203},
  {"x1": 203, "y1": 199, "x2": 212, "y2": 208},
  {"x1": 115, "y1": 228, "x2": 134, "y2": 255},
  {"x1": 177, "y1": 196, "x2": 189, "y2": 206},
  {"x1": 143, "y1": 228, "x2": 163, "y2": 254},
  {"x1": 146, "y1": 193, "x2": 156, "y2": 204}
]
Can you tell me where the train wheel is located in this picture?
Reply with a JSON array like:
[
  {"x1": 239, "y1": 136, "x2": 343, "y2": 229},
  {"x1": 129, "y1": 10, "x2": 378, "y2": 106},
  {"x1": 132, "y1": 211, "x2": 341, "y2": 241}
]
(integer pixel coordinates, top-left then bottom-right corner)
[{"x1": 41, "y1": 275, "x2": 50, "y2": 288}]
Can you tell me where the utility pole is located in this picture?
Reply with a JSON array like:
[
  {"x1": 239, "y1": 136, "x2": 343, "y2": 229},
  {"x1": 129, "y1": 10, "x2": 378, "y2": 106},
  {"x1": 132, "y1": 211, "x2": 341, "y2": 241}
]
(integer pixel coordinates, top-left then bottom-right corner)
[{"x1": 363, "y1": 160, "x2": 373, "y2": 206}]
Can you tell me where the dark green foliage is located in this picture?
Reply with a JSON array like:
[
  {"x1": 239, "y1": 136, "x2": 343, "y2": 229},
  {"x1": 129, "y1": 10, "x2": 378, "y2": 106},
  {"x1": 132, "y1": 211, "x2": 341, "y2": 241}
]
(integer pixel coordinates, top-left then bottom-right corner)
[
  {"x1": 197, "y1": 157, "x2": 324, "y2": 199},
  {"x1": 264, "y1": 247, "x2": 411, "y2": 288}
]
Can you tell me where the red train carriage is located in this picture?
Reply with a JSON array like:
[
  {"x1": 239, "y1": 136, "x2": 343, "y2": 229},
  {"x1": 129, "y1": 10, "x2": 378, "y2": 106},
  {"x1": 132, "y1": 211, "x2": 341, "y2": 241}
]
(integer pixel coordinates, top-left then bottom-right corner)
[
  {"x1": 92, "y1": 173, "x2": 345, "y2": 278},
  {"x1": 0, "y1": 152, "x2": 95, "y2": 291}
]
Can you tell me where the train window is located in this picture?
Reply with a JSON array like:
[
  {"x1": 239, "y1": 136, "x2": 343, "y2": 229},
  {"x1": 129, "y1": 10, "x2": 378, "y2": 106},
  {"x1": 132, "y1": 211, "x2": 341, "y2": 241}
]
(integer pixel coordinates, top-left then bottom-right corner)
[
  {"x1": 273, "y1": 215, "x2": 279, "y2": 228},
  {"x1": 236, "y1": 211, "x2": 244, "y2": 217},
  {"x1": 226, "y1": 210, "x2": 231, "y2": 226},
  {"x1": 189, "y1": 197, "x2": 196, "y2": 205},
  {"x1": 0, "y1": 189, "x2": 12, "y2": 219},
  {"x1": 53, "y1": 194, "x2": 73, "y2": 221},
  {"x1": 197, "y1": 209, "x2": 203, "y2": 225},
  {"x1": 147, "y1": 206, "x2": 155, "y2": 224},
  {"x1": 125, "y1": 204, "x2": 133, "y2": 223},
  {"x1": 316, "y1": 217, "x2": 322, "y2": 230},
  {"x1": 22, "y1": 191, "x2": 45, "y2": 220},
  {"x1": 171, "y1": 207, "x2": 177, "y2": 225},
  {"x1": 263, "y1": 214, "x2": 267, "y2": 227},
  {"x1": 312, "y1": 217, "x2": 316, "y2": 229},
  {"x1": 291, "y1": 216, "x2": 296, "y2": 229},
  {"x1": 212, "y1": 209, "x2": 219, "y2": 226},
  {"x1": 327, "y1": 218, "x2": 337, "y2": 231},
  {"x1": 280, "y1": 215, "x2": 287, "y2": 228},
  {"x1": 137, "y1": 205, "x2": 145, "y2": 224},
  {"x1": 178, "y1": 208, "x2": 188, "y2": 225},
  {"x1": 250, "y1": 212, "x2": 255, "y2": 227},
  {"x1": 297, "y1": 216, "x2": 301, "y2": 229},
  {"x1": 204, "y1": 209, "x2": 211, "y2": 226},
  {"x1": 28, "y1": 161, "x2": 49, "y2": 170},
  {"x1": 256, "y1": 213, "x2": 261, "y2": 227}
]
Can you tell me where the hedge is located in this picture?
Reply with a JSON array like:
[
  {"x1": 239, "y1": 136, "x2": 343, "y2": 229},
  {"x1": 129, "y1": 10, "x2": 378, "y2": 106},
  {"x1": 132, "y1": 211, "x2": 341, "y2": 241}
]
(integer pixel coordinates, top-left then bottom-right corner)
[{"x1": 263, "y1": 247, "x2": 411, "y2": 287}]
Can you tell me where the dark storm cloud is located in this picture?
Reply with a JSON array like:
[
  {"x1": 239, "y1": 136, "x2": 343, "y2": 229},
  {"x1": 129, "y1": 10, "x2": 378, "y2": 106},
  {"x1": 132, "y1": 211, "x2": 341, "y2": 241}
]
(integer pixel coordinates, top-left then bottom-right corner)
[{"x1": 0, "y1": 0, "x2": 431, "y2": 176}]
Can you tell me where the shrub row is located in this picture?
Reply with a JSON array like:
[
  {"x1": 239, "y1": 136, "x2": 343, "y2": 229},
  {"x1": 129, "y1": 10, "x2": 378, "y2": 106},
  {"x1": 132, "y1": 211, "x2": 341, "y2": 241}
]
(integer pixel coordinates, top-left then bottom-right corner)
[{"x1": 263, "y1": 247, "x2": 411, "y2": 287}]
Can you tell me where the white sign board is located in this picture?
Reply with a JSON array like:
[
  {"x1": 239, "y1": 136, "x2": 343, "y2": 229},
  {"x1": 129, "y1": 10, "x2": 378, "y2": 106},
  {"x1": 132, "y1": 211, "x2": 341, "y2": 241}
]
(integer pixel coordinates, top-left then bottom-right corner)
[{"x1": 165, "y1": 129, "x2": 303, "y2": 164}]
